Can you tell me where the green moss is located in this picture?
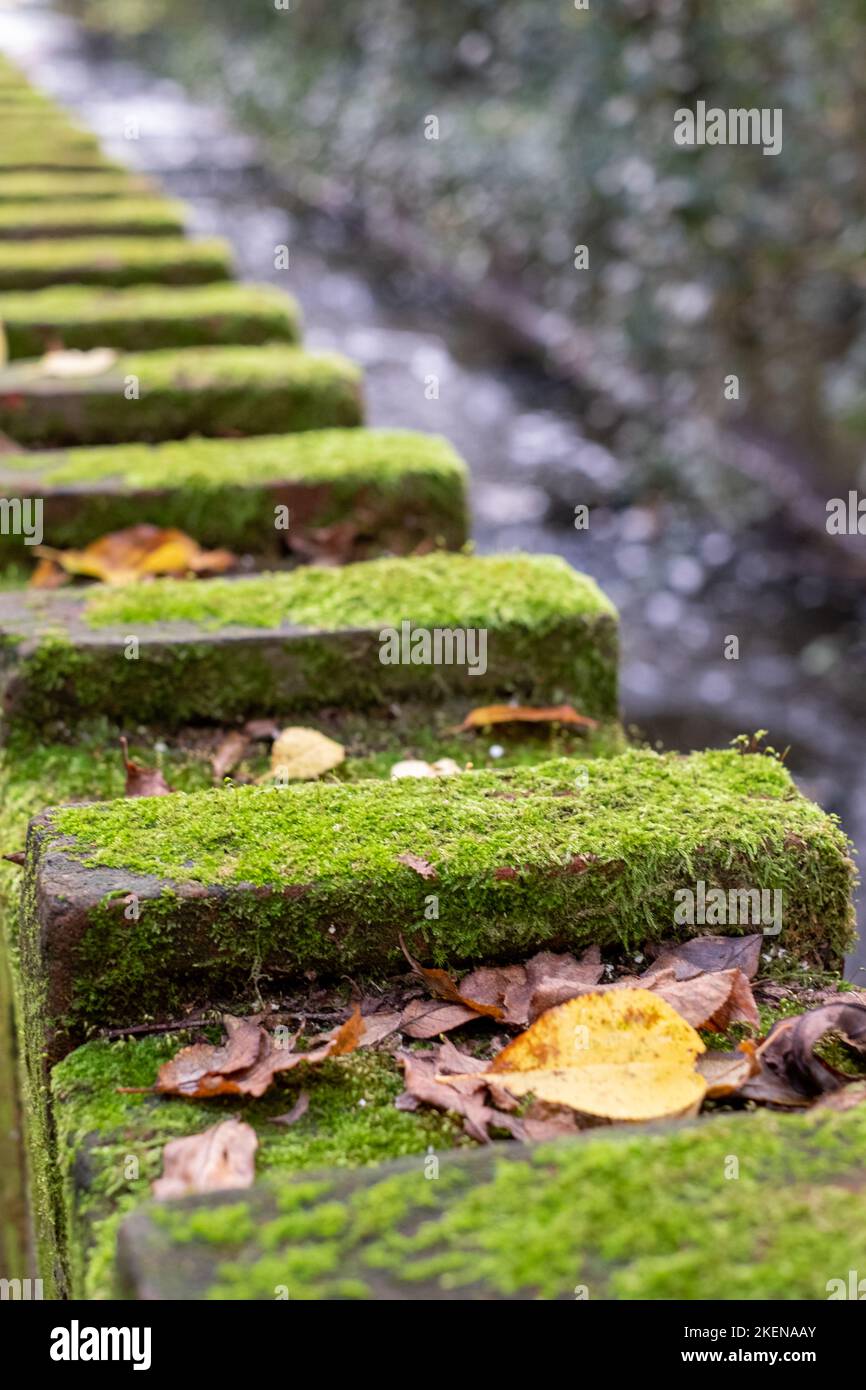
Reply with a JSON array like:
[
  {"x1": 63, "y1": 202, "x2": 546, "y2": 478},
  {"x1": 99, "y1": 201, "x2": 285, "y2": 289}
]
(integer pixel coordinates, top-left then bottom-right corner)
[
  {"x1": 117, "y1": 1105, "x2": 866, "y2": 1300},
  {"x1": 50, "y1": 1037, "x2": 462, "y2": 1298},
  {"x1": 40, "y1": 427, "x2": 456, "y2": 491},
  {"x1": 18, "y1": 751, "x2": 853, "y2": 1057},
  {"x1": 1, "y1": 554, "x2": 615, "y2": 730},
  {"x1": 0, "y1": 197, "x2": 188, "y2": 239},
  {"x1": 0, "y1": 343, "x2": 362, "y2": 447},
  {"x1": 85, "y1": 550, "x2": 612, "y2": 633},
  {"x1": 0, "y1": 171, "x2": 156, "y2": 202},
  {"x1": 0, "y1": 235, "x2": 232, "y2": 291},
  {"x1": 0, "y1": 714, "x2": 619, "y2": 1289},
  {"x1": 0, "y1": 281, "x2": 301, "y2": 357},
  {"x1": 0, "y1": 429, "x2": 467, "y2": 560}
]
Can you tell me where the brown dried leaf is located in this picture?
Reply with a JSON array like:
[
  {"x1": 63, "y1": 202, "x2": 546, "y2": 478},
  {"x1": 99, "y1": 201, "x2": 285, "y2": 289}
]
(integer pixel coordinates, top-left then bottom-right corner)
[
  {"x1": 212, "y1": 730, "x2": 250, "y2": 783},
  {"x1": 460, "y1": 947, "x2": 604, "y2": 1027},
  {"x1": 698, "y1": 1043, "x2": 760, "y2": 1098},
  {"x1": 269, "y1": 1092, "x2": 310, "y2": 1127},
  {"x1": 645, "y1": 967, "x2": 760, "y2": 1032},
  {"x1": 396, "y1": 852, "x2": 438, "y2": 881},
  {"x1": 120, "y1": 736, "x2": 173, "y2": 798},
  {"x1": 646, "y1": 933, "x2": 763, "y2": 981},
  {"x1": 357, "y1": 1011, "x2": 403, "y2": 1047},
  {"x1": 29, "y1": 557, "x2": 68, "y2": 589},
  {"x1": 155, "y1": 1006, "x2": 362, "y2": 1100},
  {"x1": 398, "y1": 936, "x2": 503, "y2": 1020},
  {"x1": 745, "y1": 1001, "x2": 866, "y2": 1102},
  {"x1": 397, "y1": 1051, "x2": 495, "y2": 1143},
  {"x1": 399, "y1": 998, "x2": 480, "y2": 1039},
  {"x1": 459, "y1": 703, "x2": 599, "y2": 732},
  {"x1": 152, "y1": 1118, "x2": 257, "y2": 1199}
]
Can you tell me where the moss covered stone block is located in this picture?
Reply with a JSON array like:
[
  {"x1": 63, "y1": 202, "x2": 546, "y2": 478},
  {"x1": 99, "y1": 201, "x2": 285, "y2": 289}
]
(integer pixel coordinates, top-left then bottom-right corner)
[
  {"x1": 0, "y1": 197, "x2": 189, "y2": 240},
  {"x1": 5, "y1": 276, "x2": 295, "y2": 355},
  {"x1": 0, "y1": 235, "x2": 232, "y2": 293},
  {"x1": 114, "y1": 1105, "x2": 866, "y2": 1300},
  {"x1": 0, "y1": 342, "x2": 361, "y2": 447},
  {"x1": 0, "y1": 428, "x2": 466, "y2": 562},
  {"x1": 17, "y1": 749, "x2": 852, "y2": 1059},
  {"x1": 0, "y1": 553, "x2": 611, "y2": 732},
  {"x1": 0, "y1": 282, "x2": 301, "y2": 358},
  {"x1": 0, "y1": 171, "x2": 158, "y2": 202},
  {"x1": 0, "y1": 149, "x2": 119, "y2": 173},
  {"x1": 48, "y1": 1036, "x2": 463, "y2": 1299}
]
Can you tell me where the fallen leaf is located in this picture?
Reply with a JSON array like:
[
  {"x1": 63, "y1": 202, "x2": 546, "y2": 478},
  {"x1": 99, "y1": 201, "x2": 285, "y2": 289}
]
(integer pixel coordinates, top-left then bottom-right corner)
[
  {"x1": 399, "y1": 998, "x2": 480, "y2": 1039},
  {"x1": 357, "y1": 1011, "x2": 403, "y2": 1047},
  {"x1": 397, "y1": 1051, "x2": 497, "y2": 1143},
  {"x1": 34, "y1": 523, "x2": 235, "y2": 585},
  {"x1": 396, "y1": 851, "x2": 438, "y2": 881},
  {"x1": 154, "y1": 1007, "x2": 362, "y2": 1100},
  {"x1": 39, "y1": 346, "x2": 118, "y2": 378},
  {"x1": 29, "y1": 557, "x2": 68, "y2": 589},
  {"x1": 643, "y1": 967, "x2": 760, "y2": 1032},
  {"x1": 270, "y1": 726, "x2": 345, "y2": 780},
  {"x1": 459, "y1": 703, "x2": 599, "y2": 732},
  {"x1": 389, "y1": 757, "x2": 462, "y2": 779},
  {"x1": 399, "y1": 936, "x2": 503, "y2": 1020},
  {"x1": 458, "y1": 947, "x2": 604, "y2": 1027},
  {"x1": 120, "y1": 736, "x2": 172, "y2": 798},
  {"x1": 269, "y1": 1092, "x2": 310, "y2": 1127},
  {"x1": 519, "y1": 1099, "x2": 581, "y2": 1141},
  {"x1": 646, "y1": 933, "x2": 763, "y2": 981},
  {"x1": 152, "y1": 1118, "x2": 257, "y2": 1198},
  {"x1": 244, "y1": 717, "x2": 282, "y2": 740},
  {"x1": 743, "y1": 1001, "x2": 866, "y2": 1103},
  {"x1": 211, "y1": 729, "x2": 250, "y2": 783},
  {"x1": 439, "y1": 989, "x2": 707, "y2": 1123},
  {"x1": 698, "y1": 1043, "x2": 759, "y2": 1098}
]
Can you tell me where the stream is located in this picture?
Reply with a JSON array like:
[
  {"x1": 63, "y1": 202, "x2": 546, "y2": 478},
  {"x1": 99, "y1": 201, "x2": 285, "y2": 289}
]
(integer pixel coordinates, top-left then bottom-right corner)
[{"x1": 2, "y1": 0, "x2": 864, "y2": 975}]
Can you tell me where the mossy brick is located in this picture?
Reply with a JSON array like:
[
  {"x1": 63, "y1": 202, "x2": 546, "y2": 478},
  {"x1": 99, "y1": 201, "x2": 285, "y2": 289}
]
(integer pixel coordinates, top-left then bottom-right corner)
[
  {"x1": 48, "y1": 1037, "x2": 464, "y2": 1298},
  {"x1": 0, "y1": 122, "x2": 102, "y2": 157},
  {"x1": 0, "y1": 171, "x2": 158, "y2": 203},
  {"x1": 0, "y1": 197, "x2": 189, "y2": 240},
  {"x1": 0, "y1": 428, "x2": 466, "y2": 562},
  {"x1": 114, "y1": 1105, "x2": 866, "y2": 1301},
  {"x1": 0, "y1": 235, "x2": 232, "y2": 293},
  {"x1": 0, "y1": 149, "x2": 119, "y2": 173},
  {"x1": 0, "y1": 553, "x2": 612, "y2": 732},
  {"x1": 0, "y1": 717, "x2": 622, "y2": 1289},
  {"x1": 0, "y1": 342, "x2": 361, "y2": 447},
  {"x1": 17, "y1": 749, "x2": 853, "y2": 1061},
  {"x1": 0, "y1": 282, "x2": 301, "y2": 358},
  {"x1": 0, "y1": 719, "x2": 624, "y2": 1292}
]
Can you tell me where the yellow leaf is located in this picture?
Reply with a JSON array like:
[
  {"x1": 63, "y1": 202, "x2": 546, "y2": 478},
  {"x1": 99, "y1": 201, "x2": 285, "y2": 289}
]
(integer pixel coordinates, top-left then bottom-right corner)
[
  {"x1": 270, "y1": 726, "x2": 345, "y2": 780},
  {"x1": 439, "y1": 989, "x2": 707, "y2": 1123},
  {"x1": 32, "y1": 523, "x2": 236, "y2": 585}
]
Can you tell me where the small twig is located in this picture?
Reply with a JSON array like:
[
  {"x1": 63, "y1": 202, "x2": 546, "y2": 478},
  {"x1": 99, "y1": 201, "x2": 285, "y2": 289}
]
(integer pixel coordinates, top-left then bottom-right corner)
[{"x1": 99, "y1": 1013, "x2": 213, "y2": 1041}]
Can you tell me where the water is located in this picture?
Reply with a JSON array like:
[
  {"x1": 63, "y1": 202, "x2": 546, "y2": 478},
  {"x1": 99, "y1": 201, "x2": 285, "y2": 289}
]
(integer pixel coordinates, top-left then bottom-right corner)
[{"x1": 2, "y1": 0, "x2": 863, "y2": 975}]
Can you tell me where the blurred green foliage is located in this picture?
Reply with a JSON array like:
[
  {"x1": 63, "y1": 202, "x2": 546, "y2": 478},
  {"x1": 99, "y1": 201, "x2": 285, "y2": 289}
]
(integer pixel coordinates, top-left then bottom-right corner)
[{"x1": 64, "y1": 0, "x2": 866, "y2": 493}]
